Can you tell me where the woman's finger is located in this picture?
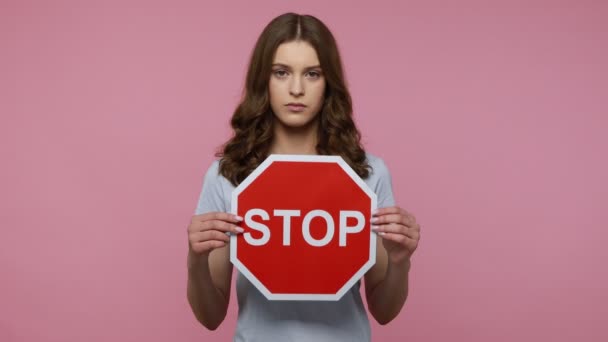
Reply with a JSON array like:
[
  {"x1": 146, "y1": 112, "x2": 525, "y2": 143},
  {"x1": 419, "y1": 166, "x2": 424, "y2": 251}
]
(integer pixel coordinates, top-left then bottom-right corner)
[
  {"x1": 371, "y1": 213, "x2": 414, "y2": 227},
  {"x1": 200, "y1": 219, "x2": 244, "y2": 234},
  {"x1": 371, "y1": 223, "x2": 406, "y2": 235},
  {"x1": 193, "y1": 212, "x2": 243, "y2": 224},
  {"x1": 190, "y1": 230, "x2": 231, "y2": 244},
  {"x1": 190, "y1": 240, "x2": 227, "y2": 254}
]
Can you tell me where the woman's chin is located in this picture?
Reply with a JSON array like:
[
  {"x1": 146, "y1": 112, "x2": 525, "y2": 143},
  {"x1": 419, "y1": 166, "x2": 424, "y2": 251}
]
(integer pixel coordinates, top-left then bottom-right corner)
[{"x1": 274, "y1": 114, "x2": 319, "y2": 131}]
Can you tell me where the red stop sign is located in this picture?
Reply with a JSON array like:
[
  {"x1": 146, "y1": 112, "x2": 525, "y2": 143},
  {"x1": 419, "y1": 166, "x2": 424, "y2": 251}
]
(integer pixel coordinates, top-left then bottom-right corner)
[{"x1": 230, "y1": 155, "x2": 377, "y2": 301}]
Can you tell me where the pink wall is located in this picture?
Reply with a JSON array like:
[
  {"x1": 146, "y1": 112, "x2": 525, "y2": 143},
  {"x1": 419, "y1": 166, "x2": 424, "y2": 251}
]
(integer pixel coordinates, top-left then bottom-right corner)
[{"x1": 1, "y1": 0, "x2": 607, "y2": 341}]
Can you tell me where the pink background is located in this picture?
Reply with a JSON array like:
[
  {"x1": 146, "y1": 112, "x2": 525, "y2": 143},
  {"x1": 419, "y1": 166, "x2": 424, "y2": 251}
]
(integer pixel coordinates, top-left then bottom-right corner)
[{"x1": 1, "y1": 0, "x2": 607, "y2": 341}]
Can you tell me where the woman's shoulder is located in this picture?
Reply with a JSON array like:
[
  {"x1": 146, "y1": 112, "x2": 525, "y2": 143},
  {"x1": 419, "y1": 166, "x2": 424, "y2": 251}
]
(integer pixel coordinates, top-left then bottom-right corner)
[
  {"x1": 364, "y1": 152, "x2": 395, "y2": 206},
  {"x1": 365, "y1": 152, "x2": 391, "y2": 176},
  {"x1": 202, "y1": 158, "x2": 233, "y2": 188},
  {"x1": 202, "y1": 158, "x2": 221, "y2": 178}
]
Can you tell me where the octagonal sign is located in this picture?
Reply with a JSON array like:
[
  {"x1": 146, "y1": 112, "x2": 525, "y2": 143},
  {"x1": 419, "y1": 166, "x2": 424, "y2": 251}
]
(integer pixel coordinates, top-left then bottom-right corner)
[{"x1": 230, "y1": 154, "x2": 377, "y2": 301}]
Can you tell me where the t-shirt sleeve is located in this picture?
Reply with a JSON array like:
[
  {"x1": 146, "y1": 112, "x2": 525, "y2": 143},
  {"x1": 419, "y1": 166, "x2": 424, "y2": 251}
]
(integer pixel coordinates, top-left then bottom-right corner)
[
  {"x1": 194, "y1": 160, "x2": 227, "y2": 215},
  {"x1": 372, "y1": 157, "x2": 396, "y2": 209}
]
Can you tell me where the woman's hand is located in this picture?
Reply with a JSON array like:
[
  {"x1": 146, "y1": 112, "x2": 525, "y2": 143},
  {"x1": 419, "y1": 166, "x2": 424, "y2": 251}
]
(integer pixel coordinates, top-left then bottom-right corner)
[
  {"x1": 371, "y1": 206, "x2": 421, "y2": 265},
  {"x1": 188, "y1": 212, "x2": 244, "y2": 256}
]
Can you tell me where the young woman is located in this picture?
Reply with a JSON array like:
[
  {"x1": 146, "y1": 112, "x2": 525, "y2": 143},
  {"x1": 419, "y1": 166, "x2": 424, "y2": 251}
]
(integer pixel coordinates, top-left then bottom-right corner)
[{"x1": 187, "y1": 12, "x2": 421, "y2": 341}]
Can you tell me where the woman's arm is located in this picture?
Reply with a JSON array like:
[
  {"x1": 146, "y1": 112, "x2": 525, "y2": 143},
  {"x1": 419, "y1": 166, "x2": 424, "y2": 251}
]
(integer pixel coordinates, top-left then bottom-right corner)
[
  {"x1": 187, "y1": 246, "x2": 233, "y2": 330},
  {"x1": 187, "y1": 212, "x2": 242, "y2": 330},
  {"x1": 364, "y1": 240, "x2": 411, "y2": 324},
  {"x1": 364, "y1": 206, "x2": 420, "y2": 324}
]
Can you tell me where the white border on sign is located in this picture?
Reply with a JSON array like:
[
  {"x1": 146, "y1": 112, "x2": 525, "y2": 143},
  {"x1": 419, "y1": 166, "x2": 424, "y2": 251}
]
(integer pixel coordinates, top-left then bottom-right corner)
[{"x1": 230, "y1": 154, "x2": 377, "y2": 301}]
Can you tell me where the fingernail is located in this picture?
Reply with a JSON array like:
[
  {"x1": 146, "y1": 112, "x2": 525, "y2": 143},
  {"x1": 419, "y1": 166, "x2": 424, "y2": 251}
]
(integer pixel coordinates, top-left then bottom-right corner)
[
  {"x1": 378, "y1": 232, "x2": 386, "y2": 236},
  {"x1": 235, "y1": 227, "x2": 244, "y2": 233},
  {"x1": 372, "y1": 209, "x2": 379, "y2": 216},
  {"x1": 371, "y1": 225, "x2": 379, "y2": 231},
  {"x1": 371, "y1": 217, "x2": 379, "y2": 224},
  {"x1": 235, "y1": 215, "x2": 243, "y2": 222}
]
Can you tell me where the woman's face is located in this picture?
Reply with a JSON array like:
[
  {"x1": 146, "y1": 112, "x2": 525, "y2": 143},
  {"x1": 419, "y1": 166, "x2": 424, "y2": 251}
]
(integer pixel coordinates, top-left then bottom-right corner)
[{"x1": 268, "y1": 40, "x2": 326, "y2": 130}]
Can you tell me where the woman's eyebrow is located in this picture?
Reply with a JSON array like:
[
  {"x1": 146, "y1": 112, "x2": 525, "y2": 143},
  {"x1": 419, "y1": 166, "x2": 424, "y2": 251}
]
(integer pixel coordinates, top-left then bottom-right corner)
[{"x1": 272, "y1": 63, "x2": 322, "y2": 70}]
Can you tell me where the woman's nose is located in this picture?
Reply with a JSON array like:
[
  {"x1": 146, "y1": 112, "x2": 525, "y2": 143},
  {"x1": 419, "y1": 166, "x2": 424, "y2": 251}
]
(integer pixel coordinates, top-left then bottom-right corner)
[{"x1": 289, "y1": 76, "x2": 304, "y2": 96}]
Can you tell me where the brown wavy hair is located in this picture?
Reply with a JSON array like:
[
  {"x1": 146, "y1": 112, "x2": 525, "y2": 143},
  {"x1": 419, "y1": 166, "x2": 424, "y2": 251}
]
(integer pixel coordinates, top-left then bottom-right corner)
[{"x1": 216, "y1": 12, "x2": 370, "y2": 186}]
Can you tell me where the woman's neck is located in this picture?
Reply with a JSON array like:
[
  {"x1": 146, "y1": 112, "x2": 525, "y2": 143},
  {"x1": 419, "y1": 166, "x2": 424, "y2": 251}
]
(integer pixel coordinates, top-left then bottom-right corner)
[{"x1": 269, "y1": 122, "x2": 319, "y2": 155}]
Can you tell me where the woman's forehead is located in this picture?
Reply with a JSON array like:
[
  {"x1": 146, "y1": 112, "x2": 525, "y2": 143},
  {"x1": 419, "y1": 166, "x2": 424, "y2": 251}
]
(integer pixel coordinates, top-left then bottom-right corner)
[{"x1": 272, "y1": 41, "x2": 320, "y2": 68}]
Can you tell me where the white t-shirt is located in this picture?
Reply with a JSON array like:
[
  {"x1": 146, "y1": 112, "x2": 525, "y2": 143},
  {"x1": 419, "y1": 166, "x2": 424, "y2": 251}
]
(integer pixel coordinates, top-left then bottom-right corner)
[{"x1": 194, "y1": 153, "x2": 396, "y2": 342}]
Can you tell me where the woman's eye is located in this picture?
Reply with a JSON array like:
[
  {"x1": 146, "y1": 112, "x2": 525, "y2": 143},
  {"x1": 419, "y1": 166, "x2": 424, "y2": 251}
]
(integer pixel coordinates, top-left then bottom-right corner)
[
  {"x1": 274, "y1": 70, "x2": 288, "y2": 77},
  {"x1": 307, "y1": 71, "x2": 321, "y2": 78}
]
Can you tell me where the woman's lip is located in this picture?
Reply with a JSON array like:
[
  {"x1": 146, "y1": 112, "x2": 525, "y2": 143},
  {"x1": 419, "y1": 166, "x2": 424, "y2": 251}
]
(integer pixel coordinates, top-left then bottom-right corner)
[
  {"x1": 286, "y1": 103, "x2": 306, "y2": 107},
  {"x1": 286, "y1": 104, "x2": 306, "y2": 112}
]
